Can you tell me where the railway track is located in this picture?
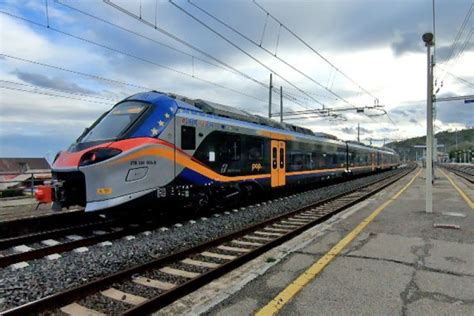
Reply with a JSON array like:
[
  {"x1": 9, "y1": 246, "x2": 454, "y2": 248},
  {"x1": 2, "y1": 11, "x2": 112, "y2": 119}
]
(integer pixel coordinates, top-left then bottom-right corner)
[
  {"x1": 0, "y1": 217, "x2": 154, "y2": 268},
  {"x1": 0, "y1": 169, "x2": 402, "y2": 269},
  {"x1": 2, "y1": 165, "x2": 415, "y2": 315},
  {"x1": 440, "y1": 163, "x2": 474, "y2": 183},
  {"x1": 0, "y1": 205, "x2": 206, "y2": 268}
]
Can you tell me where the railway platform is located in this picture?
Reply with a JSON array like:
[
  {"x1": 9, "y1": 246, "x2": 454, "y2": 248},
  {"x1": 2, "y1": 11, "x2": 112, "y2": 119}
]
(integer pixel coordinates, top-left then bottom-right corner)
[{"x1": 158, "y1": 167, "x2": 474, "y2": 315}]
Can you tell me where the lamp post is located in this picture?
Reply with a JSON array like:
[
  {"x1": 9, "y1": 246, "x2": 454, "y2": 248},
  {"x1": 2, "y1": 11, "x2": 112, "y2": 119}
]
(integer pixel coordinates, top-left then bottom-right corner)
[{"x1": 423, "y1": 32, "x2": 434, "y2": 213}]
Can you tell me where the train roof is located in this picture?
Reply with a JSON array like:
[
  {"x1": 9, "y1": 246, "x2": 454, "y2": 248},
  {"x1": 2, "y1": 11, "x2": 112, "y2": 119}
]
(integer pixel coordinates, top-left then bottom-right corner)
[
  {"x1": 380, "y1": 147, "x2": 397, "y2": 154},
  {"x1": 165, "y1": 92, "x2": 316, "y2": 136},
  {"x1": 347, "y1": 141, "x2": 376, "y2": 151},
  {"x1": 347, "y1": 142, "x2": 399, "y2": 155}
]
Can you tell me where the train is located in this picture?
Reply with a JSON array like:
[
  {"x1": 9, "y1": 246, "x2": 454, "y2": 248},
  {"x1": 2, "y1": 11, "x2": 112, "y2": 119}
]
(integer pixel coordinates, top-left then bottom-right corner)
[{"x1": 36, "y1": 91, "x2": 400, "y2": 212}]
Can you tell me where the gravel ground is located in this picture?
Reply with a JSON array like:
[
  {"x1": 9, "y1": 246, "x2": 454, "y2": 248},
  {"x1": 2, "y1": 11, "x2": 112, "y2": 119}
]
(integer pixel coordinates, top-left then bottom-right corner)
[
  {"x1": 191, "y1": 253, "x2": 227, "y2": 265},
  {"x1": 0, "y1": 168, "x2": 406, "y2": 312},
  {"x1": 77, "y1": 292, "x2": 130, "y2": 315},
  {"x1": 144, "y1": 270, "x2": 188, "y2": 286},
  {"x1": 115, "y1": 279, "x2": 162, "y2": 298}
]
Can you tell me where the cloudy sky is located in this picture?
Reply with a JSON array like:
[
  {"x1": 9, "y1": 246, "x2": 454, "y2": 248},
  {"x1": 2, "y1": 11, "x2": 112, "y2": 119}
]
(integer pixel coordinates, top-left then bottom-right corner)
[{"x1": 0, "y1": 0, "x2": 473, "y2": 159}]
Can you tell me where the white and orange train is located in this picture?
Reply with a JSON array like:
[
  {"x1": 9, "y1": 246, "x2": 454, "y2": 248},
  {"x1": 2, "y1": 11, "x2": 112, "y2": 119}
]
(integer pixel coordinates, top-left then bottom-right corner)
[{"x1": 37, "y1": 91, "x2": 400, "y2": 212}]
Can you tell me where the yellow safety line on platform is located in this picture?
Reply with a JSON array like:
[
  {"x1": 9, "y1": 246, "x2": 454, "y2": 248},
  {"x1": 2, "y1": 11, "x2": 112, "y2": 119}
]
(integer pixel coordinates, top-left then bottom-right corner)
[
  {"x1": 440, "y1": 169, "x2": 474, "y2": 210},
  {"x1": 255, "y1": 169, "x2": 421, "y2": 316}
]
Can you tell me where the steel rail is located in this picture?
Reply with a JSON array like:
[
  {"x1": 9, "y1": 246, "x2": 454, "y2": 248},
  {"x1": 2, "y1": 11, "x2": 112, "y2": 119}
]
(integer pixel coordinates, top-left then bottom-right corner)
[
  {"x1": 0, "y1": 220, "x2": 158, "y2": 268},
  {"x1": 440, "y1": 164, "x2": 474, "y2": 184},
  {"x1": 0, "y1": 218, "x2": 116, "y2": 250}
]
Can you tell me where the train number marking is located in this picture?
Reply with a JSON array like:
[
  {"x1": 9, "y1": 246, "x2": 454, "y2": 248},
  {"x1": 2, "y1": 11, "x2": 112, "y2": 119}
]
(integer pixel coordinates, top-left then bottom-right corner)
[{"x1": 130, "y1": 160, "x2": 156, "y2": 166}]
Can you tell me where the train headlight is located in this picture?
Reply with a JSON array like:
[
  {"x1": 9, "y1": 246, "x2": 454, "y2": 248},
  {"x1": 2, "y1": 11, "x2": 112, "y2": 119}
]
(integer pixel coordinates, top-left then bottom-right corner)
[{"x1": 79, "y1": 148, "x2": 122, "y2": 166}]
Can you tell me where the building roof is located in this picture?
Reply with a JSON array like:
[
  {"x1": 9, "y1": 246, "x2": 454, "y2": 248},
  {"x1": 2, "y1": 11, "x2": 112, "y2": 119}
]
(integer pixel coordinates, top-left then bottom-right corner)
[{"x1": 0, "y1": 158, "x2": 51, "y2": 173}]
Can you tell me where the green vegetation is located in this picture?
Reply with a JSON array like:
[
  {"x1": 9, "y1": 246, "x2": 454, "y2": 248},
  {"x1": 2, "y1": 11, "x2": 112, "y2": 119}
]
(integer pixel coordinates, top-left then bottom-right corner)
[{"x1": 386, "y1": 128, "x2": 474, "y2": 161}]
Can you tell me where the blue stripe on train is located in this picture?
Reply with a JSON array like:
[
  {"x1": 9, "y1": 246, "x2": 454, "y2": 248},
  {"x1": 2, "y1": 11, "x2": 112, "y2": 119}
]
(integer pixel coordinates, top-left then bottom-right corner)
[
  {"x1": 178, "y1": 168, "x2": 271, "y2": 186},
  {"x1": 179, "y1": 168, "x2": 212, "y2": 185}
]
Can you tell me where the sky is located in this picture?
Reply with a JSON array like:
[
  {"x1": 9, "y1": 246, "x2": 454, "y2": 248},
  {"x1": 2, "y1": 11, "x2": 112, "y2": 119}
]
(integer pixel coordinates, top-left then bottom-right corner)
[{"x1": 0, "y1": 0, "x2": 473, "y2": 160}]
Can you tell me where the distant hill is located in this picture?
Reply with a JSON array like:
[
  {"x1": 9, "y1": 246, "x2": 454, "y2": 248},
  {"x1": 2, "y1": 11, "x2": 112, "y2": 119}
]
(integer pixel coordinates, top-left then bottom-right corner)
[{"x1": 386, "y1": 128, "x2": 474, "y2": 161}]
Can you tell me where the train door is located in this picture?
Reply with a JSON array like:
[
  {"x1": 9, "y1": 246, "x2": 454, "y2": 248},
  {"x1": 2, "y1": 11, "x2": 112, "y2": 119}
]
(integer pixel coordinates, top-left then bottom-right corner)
[{"x1": 271, "y1": 140, "x2": 286, "y2": 187}]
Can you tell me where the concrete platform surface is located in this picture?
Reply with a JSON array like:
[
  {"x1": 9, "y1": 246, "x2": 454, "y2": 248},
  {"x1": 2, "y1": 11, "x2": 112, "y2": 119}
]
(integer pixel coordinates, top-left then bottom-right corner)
[{"x1": 160, "y1": 168, "x2": 474, "y2": 316}]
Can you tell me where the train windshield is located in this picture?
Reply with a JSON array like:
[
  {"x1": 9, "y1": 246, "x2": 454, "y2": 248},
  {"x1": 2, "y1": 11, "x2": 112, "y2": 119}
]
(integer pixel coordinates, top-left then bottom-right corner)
[{"x1": 80, "y1": 101, "x2": 147, "y2": 142}]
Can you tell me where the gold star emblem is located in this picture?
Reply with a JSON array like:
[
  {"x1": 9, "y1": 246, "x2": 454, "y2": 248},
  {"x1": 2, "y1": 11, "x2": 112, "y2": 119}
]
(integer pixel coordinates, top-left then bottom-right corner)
[
  {"x1": 158, "y1": 120, "x2": 165, "y2": 127},
  {"x1": 151, "y1": 128, "x2": 159, "y2": 136},
  {"x1": 165, "y1": 113, "x2": 170, "y2": 119}
]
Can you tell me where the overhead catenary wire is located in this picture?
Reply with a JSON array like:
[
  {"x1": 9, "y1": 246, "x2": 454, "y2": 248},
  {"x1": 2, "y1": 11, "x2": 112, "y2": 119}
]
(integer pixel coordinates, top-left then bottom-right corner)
[
  {"x1": 101, "y1": 0, "x2": 316, "y2": 112},
  {"x1": 448, "y1": 28, "x2": 473, "y2": 69},
  {"x1": 436, "y1": 3, "x2": 473, "y2": 84},
  {"x1": 0, "y1": 53, "x2": 283, "y2": 115},
  {"x1": 166, "y1": 0, "x2": 328, "y2": 109},
  {"x1": 439, "y1": 3, "x2": 473, "y2": 66},
  {"x1": 1, "y1": 53, "x2": 152, "y2": 91},
  {"x1": 0, "y1": 10, "x2": 271, "y2": 104},
  {"x1": 0, "y1": 79, "x2": 119, "y2": 102},
  {"x1": 55, "y1": 0, "x2": 236, "y2": 75},
  {"x1": 55, "y1": 0, "x2": 307, "y2": 110},
  {"x1": 253, "y1": 0, "x2": 380, "y2": 103},
  {"x1": 103, "y1": 0, "x2": 325, "y2": 111},
  {"x1": 2, "y1": 2, "x2": 379, "y2": 123},
  {"x1": 0, "y1": 85, "x2": 114, "y2": 106},
  {"x1": 437, "y1": 65, "x2": 474, "y2": 89},
  {"x1": 437, "y1": 28, "x2": 473, "y2": 94},
  {"x1": 188, "y1": 0, "x2": 362, "y2": 109},
  {"x1": 184, "y1": 0, "x2": 394, "y2": 125}
]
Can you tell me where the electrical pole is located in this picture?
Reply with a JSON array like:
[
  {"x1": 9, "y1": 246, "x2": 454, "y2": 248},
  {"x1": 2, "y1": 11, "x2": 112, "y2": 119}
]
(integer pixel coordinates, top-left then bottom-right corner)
[
  {"x1": 456, "y1": 129, "x2": 458, "y2": 150},
  {"x1": 423, "y1": 32, "x2": 434, "y2": 214},
  {"x1": 268, "y1": 73, "x2": 273, "y2": 119},
  {"x1": 280, "y1": 86, "x2": 283, "y2": 123},
  {"x1": 357, "y1": 123, "x2": 360, "y2": 143}
]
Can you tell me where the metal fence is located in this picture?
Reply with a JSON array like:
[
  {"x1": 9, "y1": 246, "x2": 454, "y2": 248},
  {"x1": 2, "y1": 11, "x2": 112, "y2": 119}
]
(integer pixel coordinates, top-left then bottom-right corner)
[{"x1": 0, "y1": 171, "x2": 52, "y2": 197}]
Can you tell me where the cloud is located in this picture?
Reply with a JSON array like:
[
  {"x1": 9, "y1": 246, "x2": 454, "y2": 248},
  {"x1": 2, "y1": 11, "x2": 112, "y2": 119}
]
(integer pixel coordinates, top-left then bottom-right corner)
[
  {"x1": 391, "y1": 31, "x2": 424, "y2": 56},
  {"x1": 14, "y1": 70, "x2": 96, "y2": 94}
]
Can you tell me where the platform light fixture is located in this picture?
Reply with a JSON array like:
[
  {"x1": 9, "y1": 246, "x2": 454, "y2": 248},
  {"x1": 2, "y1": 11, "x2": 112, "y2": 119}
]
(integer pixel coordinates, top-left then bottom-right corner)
[{"x1": 422, "y1": 32, "x2": 434, "y2": 214}]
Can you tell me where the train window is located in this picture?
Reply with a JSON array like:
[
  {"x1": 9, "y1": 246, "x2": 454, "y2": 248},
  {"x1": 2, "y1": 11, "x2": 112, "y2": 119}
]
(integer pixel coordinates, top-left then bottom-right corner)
[
  {"x1": 218, "y1": 135, "x2": 240, "y2": 161},
  {"x1": 288, "y1": 152, "x2": 306, "y2": 171},
  {"x1": 280, "y1": 148, "x2": 284, "y2": 168},
  {"x1": 80, "y1": 101, "x2": 147, "y2": 142},
  {"x1": 181, "y1": 126, "x2": 196, "y2": 150},
  {"x1": 272, "y1": 147, "x2": 277, "y2": 169},
  {"x1": 246, "y1": 137, "x2": 264, "y2": 160}
]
